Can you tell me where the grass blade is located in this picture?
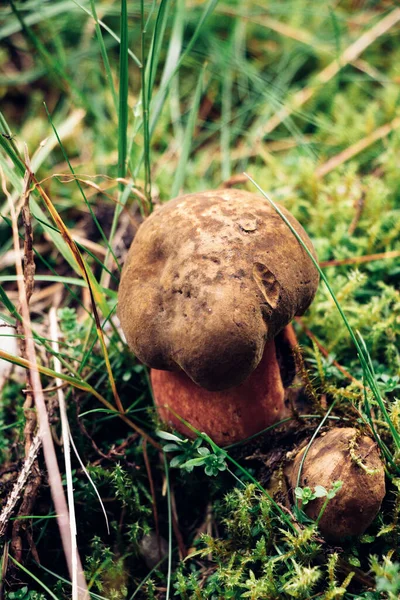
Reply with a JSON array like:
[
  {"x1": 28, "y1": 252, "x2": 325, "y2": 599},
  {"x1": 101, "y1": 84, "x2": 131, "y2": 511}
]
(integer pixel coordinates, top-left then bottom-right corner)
[
  {"x1": 131, "y1": 0, "x2": 218, "y2": 179},
  {"x1": 171, "y1": 64, "x2": 205, "y2": 197},
  {"x1": 8, "y1": 556, "x2": 61, "y2": 600},
  {"x1": 89, "y1": 0, "x2": 118, "y2": 113},
  {"x1": 118, "y1": 0, "x2": 129, "y2": 193},
  {"x1": 0, "y1": 347, "x2": 159, "y2": 447},
  {"x1": 140, "y1": 0, "x2": 152, "y2": 206},
  {"x1": 44, "y1": 104, "x2": 121, "y2": 273},
  {"x1": 146, "y1": 0, "x2": 171, "y2": 104},
  {"x1": 27, "y1": 169, "x2": 124, "y2": 413},
  {"x1": 70, "y1": 0, "x2": 141, "y2": 67},
  {"x1": 150, "y1": 0, "x2": 218, "y2": 134},
  {"x1": 69, "y1": 433, "x2": 110, "y2": 535},
  {"x1": 9, "y1": 0, "x2": 94, "y2": 117}
]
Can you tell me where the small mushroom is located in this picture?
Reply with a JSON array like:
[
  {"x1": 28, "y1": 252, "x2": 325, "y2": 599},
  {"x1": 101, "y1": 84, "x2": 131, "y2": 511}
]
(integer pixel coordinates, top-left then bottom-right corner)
[
  {"x1": 287, "y1": 427, "x2": 386, "y2": 539},
  {"x1": 119, "y1": 189, "x2": 319, "y2": 445}
]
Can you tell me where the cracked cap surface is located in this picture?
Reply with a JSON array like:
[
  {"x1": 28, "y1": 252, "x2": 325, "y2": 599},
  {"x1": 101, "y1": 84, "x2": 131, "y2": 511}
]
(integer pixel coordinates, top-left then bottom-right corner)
[{"x1": 118, "y1": 189, "x2": 319, "y2": 390}]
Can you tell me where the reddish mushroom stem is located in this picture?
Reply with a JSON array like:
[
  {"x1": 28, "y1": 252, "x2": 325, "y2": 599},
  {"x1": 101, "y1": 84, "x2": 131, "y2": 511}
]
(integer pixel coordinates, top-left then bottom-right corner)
[{"x1": 151, "y1": 334, "x2": 291, "y2": 446}]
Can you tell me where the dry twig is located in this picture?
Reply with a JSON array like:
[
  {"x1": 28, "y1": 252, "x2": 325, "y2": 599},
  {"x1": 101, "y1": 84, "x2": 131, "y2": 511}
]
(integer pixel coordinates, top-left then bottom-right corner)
[{"x1": 0, "y1": 435, "x2": 41, "y2": 538}]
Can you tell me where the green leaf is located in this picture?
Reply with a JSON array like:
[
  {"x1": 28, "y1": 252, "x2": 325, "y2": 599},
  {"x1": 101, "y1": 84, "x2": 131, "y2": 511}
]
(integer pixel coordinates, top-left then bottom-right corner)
[
  {"x1": 180, "y1": 457, "x2": 206, "y2": 469},
  {"x1": 170, "y1": 456, "x2": 183, "y2": 468},
  {"x1": 162, "y1": 443, "x2": 181, "y2": 453},
  {"x1": 348, "y1": 556, "x2": 361, "y2": 568},
  {"x1": 197, "y1": 447, "x2": 210, "y2": 456},
  {"x1": 313, "y1": 485, "x2": 328, "y2": 498},
  {"x1": 156, "y1": 430, "x2": 184, "y2": 443},
  {"x1": 294, "y1": 487, "x2": 304, "y2": 499},
  {"x1": 327, "y1": 480, "x2": 343, "y2": 499},
  {"x1": 205, "y1": 465, "x2": 217, "y2": 477}
]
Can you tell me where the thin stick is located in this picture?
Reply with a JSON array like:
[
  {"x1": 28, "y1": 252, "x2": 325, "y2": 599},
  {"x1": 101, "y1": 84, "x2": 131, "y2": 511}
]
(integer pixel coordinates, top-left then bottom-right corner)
[
  {"x1": 163, "y1": 453, "x2": 172, "y2": 600},
  {"x1": 49, "y1": 308, "x2": 80, "y2": 600},
  {"x1": 170, "y1": 487, "x2": 187, "y2": 560}
]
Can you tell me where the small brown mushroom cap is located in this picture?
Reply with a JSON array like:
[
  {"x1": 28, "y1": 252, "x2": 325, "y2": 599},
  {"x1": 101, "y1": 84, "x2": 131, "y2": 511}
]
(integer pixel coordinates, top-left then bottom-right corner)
[
  {"x1": 288, "y1": 427, "x2": 386, "y2": 539},
  {"x1": 118, "y1": 189, "x2": 319, "y2": 390}
]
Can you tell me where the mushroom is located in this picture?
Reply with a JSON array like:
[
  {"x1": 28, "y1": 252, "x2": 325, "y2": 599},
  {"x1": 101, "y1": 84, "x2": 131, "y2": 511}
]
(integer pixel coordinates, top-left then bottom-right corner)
[
  {"x1": 118, "y1": 189, "x2": 319, "y2": 445},
  {"x1": 287, "y1": 427, "x2": 386, "y2": 539}
]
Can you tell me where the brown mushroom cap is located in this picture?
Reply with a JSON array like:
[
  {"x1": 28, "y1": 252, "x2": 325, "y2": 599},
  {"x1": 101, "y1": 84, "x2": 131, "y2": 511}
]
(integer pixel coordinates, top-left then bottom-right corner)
[
  {"x1": 288, "y1": 428, "x2": 386, "y2": 539},
  {"x1": 118, "y1": 189, "x2": 319, "y2": 391}
]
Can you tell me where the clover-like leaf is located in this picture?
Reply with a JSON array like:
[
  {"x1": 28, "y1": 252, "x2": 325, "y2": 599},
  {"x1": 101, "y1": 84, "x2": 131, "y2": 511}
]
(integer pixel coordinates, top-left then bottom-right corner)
[
  {"x1": 313, "y1": 485, "x2": 327, "y2": 498},
  {"x1": 198, "y1": 447, "x2": 211, "y2": 457}
]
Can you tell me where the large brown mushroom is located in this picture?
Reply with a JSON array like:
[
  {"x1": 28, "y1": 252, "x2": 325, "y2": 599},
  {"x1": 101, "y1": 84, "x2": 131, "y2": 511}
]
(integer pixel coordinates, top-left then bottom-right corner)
[{"x1": 118, "y1": 189, "x2": 319, "y2": 445}]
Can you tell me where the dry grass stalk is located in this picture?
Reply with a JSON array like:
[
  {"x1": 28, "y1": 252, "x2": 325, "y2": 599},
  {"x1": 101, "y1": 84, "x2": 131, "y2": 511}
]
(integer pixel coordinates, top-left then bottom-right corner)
[
  {"x1": 170, "y1": 486, "x2": 187, "y2": 560},
  {"x1": 262, "y1": 8, "x2": 400, "y2": 137},
  {"x1": 348, "y1": 192, "x2": 366, "y2": 235},
  {"x1": 142, "y1": 440, "x2": 160, "y2": 552},
  {"x1": 0, "y1": 156, "x2": 89, "y2": 598},
  {"x1": 320, "y1": 249, "x2": 400, "y2": 268},
  {"x1": 315, "y1": 116, "x2": 400, "y2": 177},
  {"x1": 50, "y1": 307, "x2": 84, "y2": 600},
  {"x1": 26, "y1": 170, "x2": 125, "y2": 415},
  {"x1": 10, "y1": 153, "x2": 42, "y2": 565}
]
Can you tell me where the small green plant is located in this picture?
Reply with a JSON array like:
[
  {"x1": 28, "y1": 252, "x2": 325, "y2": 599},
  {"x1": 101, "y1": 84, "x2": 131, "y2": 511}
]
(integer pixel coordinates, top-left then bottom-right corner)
[
  {"x1": 294, "y1": 481, "x2": 343, "y2": 525},
  {"x1": 6, "y1": 588, "x2": 46, "y2": 600},
  {"x1": 370, "y1": 554, "x2": 400, "y2": 600},
  {"x1": 294, "y1": 484, "x2": 331, "y2": 506},
  {"x1": 157, "y1": 430, "x2": 227, "y2": 476},
  {"x1": 282, "y1": 562, "x2": 322, "y2": 598},
  {"x1": 58, "y1": 306, "x2": 86, "y2": 345},
  {"x1": 84, "y1": 535, "x2": 128, "y2": 599},
  {"x1": 294, "y1": 481, "x2": 343, "y2": 507}
]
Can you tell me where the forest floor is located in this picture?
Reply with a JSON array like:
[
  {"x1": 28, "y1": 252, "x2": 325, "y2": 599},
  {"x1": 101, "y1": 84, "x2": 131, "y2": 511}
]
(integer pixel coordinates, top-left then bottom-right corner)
[{"x1": 1, "y1": 1, "x2": 400, "y2": 598}]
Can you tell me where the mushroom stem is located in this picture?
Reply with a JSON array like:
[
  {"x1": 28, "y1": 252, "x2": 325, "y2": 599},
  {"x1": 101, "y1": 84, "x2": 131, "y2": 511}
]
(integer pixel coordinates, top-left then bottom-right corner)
[{"x1": 151, "y1": 335, "x2": 289, "y2": 446}]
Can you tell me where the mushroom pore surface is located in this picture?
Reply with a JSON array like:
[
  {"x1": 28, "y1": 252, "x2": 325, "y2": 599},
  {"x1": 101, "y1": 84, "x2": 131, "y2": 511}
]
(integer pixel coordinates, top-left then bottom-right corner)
[{"x1": 118, "y1": 189, "x2": 319, "y2": 390}]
